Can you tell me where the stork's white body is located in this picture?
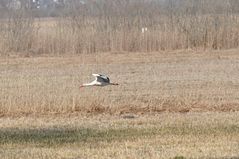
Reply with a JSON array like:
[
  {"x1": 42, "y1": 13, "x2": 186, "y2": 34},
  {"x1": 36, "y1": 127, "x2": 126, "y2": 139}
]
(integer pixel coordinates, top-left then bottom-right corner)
[{"x1": 80, "y1": 74, "x2": 118, "y2": 88}]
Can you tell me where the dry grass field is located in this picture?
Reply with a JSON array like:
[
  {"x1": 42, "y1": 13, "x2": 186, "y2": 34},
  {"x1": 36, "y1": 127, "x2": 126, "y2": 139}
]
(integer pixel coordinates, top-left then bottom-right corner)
[
  {"x1": 0, "y1": 113, "x2": 239, "y2": 159},
  {"x1": 1, "y1": 1, "x2": 239, "y2": 158},
  {"x1": 0, "y1": 49, "x2": 239, "y2": 158},
  {"x1": 1, "y1": 49, "x2": 239, "y2": 115}
]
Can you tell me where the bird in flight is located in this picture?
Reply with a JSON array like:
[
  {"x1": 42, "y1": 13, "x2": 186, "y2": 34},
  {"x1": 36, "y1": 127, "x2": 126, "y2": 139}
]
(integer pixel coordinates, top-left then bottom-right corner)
[{"x1": 80, "y1": 74, "x2": 119, "y2": 88}]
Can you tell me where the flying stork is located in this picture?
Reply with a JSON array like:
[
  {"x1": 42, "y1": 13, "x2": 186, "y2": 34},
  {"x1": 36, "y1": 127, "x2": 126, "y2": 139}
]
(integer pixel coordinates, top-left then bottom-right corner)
[{"x1": 80, "y1": 74, "x2": 119, "y2": 88}]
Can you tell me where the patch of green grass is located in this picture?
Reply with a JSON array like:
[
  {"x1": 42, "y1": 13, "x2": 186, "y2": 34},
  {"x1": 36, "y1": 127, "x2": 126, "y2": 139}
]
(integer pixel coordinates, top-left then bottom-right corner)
[
  {"x1": 0, "y1": 124, "x2": 238, "y2": 147},
  {"x1": 0, "y1": 127, "x2": 155, "y2": 146}
]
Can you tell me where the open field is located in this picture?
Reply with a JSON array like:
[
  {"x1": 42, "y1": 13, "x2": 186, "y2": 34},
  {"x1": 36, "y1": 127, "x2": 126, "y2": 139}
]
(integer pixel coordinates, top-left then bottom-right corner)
[
  {"x1": 1, "y1": 1, "x2": 239, "y2": 158},
  {"x1": 1, "y1": 49, "x2": 239, "y2": 115},
  {"x1": 0, "y1": 113, "x2": 239, "y2": 159},
  {"x1": 1, "y1": 50, "x2": 239, "y2": 158}
]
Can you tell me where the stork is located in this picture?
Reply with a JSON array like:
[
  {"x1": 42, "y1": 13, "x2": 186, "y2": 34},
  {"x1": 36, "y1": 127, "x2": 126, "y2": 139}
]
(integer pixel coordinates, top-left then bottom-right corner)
[{"x1": 80, "y1": 74, "x2": 119, "y2": 88}]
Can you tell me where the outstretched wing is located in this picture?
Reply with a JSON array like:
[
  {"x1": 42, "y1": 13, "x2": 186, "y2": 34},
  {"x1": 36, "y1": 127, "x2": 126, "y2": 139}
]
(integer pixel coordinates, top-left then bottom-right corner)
[{"x1": 92, "y1": 74, "x2": 110, "y2": 83}]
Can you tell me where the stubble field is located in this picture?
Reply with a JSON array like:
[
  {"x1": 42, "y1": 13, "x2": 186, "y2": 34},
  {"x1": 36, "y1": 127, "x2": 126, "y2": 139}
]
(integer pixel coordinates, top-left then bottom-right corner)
[{"x1": 0, "y1": 49, "x2": 239, "y2": 158}]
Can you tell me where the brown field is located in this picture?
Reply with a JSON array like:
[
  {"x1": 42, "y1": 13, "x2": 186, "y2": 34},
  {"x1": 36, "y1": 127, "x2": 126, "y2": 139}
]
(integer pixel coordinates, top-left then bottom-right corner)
[
  {"x1": 1, "y1": 49, "x2": 239, "y2": 115},
  {"x1": 1, "y1": 49, "x2": 239, "y2": 158},
  {"x1": 1, "y1": 1, "x2": 239, "y2": 158},
  {"x1": 1, "y1": 112, "x2": 239, "y2": 159}
]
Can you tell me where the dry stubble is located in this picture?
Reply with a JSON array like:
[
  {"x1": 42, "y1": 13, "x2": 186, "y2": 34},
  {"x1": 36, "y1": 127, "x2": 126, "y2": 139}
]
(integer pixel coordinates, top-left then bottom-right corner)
[{"x1": 0, "y1": 50, "x2": 239, "y2": 116}]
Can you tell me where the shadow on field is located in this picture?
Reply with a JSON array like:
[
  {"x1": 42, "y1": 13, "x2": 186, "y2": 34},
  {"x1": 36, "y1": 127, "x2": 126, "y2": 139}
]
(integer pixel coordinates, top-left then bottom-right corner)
[
  {"x1": 0, "y1": 124, "x2": 239, "y2": 146},
  {"x1": 0, "y1": 127, "x2": 157, "y2": 146}
]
